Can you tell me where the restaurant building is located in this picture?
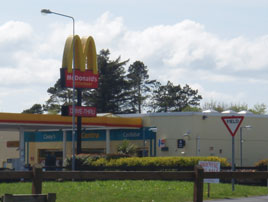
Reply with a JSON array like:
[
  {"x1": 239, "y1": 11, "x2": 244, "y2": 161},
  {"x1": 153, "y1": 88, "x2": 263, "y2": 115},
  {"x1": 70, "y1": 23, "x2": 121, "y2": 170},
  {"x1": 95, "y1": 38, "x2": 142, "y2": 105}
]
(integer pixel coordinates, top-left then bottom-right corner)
[{"x1": 1, "y1": 110, "x2": 268, "y2": 169}]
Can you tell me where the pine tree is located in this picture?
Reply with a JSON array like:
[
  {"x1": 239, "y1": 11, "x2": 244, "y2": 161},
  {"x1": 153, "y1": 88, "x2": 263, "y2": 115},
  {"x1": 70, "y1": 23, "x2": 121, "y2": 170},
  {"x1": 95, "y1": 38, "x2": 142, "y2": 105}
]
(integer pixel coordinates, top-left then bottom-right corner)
[
  {"x1": 43, "y1": 79, "x2": 73, "y2": 114},
  {"x1": 83, "y1": 49, "x2": 130, "y2": 114},
  {"x1": 22, "y1": 104, "x2": 43, "y2": 114},
  {"x1": 150, "y1": 81, "x2": 202, "y2": 112},
  {"x1": 126, "y1": 61, "x2": 157, "y2": 113}
]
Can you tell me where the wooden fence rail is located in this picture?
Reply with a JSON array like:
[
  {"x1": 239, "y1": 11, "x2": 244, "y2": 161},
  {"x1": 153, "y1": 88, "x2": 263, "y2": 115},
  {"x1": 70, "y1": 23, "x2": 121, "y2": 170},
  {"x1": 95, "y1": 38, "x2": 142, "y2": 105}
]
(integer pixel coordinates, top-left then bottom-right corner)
[{"x1": 1, "y1": 165, "x2": 268, "y2": 202}]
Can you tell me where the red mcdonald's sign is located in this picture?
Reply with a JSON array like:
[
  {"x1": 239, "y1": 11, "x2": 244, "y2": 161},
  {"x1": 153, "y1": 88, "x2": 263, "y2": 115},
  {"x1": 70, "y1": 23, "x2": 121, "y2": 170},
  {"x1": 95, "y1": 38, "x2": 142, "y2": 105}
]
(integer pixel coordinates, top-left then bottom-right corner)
[{"x1": 60, "y1": 35, "x2": 98, "y2": 89}]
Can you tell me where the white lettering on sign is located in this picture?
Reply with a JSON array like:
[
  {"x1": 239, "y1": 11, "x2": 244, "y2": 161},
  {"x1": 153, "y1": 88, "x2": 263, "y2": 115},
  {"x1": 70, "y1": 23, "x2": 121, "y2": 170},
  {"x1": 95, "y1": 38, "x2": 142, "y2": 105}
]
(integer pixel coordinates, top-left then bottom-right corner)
[
  {"x1": 199, "y1": 161, "x2": 220, "y2": 183},
  {"x1": 74, "y1": 75, "x2": 98, "y2": 82},
  {"x1": 43, "y1": 134, "x2": 56, "y2": 140},
  {"x1": 69, "y1": 106, "x2": 96, "y2": 117},
  {"x1": 67, "y1": 74, "x2": 72, "y2": 81},
  {"x1": 66, "y1": 74, "x2": 98, "y2": 82},
  {"x1": 123, "y1": 132, "x2": 140, "y2": 138},
  {"x1": 63, "y1": 69, "x2": 98, "y2": 89}
]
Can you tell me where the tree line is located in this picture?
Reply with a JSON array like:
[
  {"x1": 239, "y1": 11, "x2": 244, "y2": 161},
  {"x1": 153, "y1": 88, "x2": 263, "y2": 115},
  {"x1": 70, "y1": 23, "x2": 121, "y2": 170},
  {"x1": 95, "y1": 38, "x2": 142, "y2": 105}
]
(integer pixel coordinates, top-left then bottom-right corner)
[
  {"x1": 23, "y1": 49, "x2": 267, "y2": 115},
  {"x1": 202, "y1": 101, "x2": 267, "y2": 114},
  {"x1": 23, "y1": 49, "x2": 202, "y2": 114}
]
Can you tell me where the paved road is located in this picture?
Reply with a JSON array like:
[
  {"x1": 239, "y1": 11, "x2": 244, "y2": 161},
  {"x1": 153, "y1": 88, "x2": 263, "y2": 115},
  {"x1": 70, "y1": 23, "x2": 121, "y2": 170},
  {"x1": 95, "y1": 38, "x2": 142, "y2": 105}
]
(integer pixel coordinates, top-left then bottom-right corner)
[{"x1": 204, "y1": 196, "x2": 268, "y2": 202}]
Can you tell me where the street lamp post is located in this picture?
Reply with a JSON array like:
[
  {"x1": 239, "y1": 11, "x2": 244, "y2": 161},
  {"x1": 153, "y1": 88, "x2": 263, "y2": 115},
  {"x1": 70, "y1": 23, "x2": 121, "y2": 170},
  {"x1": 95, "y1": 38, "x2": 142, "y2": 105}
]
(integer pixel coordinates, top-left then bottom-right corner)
[
  {"x1": 41, "y1": 9, "x2": 76, "y2": 171},
  {"x1": 240, "y1": 125, "x2": 252, "y2": 167}
]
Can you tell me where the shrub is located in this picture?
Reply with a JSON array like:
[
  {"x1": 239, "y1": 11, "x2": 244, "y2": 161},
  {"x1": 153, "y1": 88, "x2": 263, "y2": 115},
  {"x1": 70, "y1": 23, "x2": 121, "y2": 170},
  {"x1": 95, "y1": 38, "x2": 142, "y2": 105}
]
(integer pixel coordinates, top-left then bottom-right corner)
[
  {"x1": 255, "y1": 159, "x2": 268, "y2": 167},
  {"x1": 116, "y1": 140, "x2": 137, "y2": 156},
  {"x1": 105, "y1": 153, "x2": 130, "y2": 160},
  {"x1": 65, "y1": 154, "x2": 89, "y2": 170},
  {"x1": 65, "y1": 153, "x2": 105, "y2": 170},
  {"x1": 65, "y1": 155, "x2": 230, "y2": 170}
]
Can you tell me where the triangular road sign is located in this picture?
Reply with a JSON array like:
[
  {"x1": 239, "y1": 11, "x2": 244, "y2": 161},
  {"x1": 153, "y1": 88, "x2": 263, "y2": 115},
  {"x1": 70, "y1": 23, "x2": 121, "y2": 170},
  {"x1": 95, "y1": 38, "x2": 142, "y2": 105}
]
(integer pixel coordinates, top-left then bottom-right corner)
[{"x1": 221, "y1": 116, "x2": 244, "y2": 136}]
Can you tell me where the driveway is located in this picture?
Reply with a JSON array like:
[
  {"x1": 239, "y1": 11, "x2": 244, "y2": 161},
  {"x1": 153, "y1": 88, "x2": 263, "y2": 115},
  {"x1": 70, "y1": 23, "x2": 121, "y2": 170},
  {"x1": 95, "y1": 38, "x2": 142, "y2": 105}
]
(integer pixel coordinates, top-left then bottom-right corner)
[{"x1": 204, "y1": 195, "x2": 268, "y2": 202}]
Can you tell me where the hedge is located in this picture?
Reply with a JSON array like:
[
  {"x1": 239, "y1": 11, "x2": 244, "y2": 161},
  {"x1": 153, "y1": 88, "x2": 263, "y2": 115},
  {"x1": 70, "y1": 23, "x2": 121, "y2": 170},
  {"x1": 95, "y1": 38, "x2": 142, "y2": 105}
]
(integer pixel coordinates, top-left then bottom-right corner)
[
  {"x1": 255, "y1": 159, "x2": 268, "y2": 167},
  {"x1": 65, "y1": 154, "x2": 230, "y2": 170}
]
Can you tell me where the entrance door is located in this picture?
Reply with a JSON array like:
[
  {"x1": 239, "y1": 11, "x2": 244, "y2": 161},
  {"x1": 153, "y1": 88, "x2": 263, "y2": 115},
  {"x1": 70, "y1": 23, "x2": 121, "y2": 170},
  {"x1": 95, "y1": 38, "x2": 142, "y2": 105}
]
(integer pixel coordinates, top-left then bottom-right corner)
[{"x1": 38, "y1": 149, "x2": 63, "y2": 168}]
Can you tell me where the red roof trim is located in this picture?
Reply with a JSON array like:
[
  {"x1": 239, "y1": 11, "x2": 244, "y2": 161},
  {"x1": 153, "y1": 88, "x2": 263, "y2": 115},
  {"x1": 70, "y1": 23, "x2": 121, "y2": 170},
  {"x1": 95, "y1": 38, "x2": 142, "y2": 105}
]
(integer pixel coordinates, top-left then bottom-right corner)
[{"x1": 0, "y1": 119, "x2": 141, "y2": 128}]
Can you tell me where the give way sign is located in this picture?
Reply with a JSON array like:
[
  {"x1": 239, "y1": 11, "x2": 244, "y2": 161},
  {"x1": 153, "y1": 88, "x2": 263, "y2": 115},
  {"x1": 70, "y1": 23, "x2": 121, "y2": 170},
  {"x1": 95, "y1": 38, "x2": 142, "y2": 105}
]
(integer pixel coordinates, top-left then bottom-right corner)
[{"x1": 221, "y1": 116, "x2": 244, "y2": 136}]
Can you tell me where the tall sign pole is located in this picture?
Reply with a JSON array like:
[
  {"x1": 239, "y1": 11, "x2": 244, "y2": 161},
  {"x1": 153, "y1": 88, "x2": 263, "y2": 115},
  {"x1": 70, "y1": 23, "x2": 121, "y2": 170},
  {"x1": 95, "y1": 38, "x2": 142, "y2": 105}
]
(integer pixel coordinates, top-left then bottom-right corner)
[
  {"x1": 60, "y1": 35, "x2": 99, "y2": 158},
  {"x1": 71, "y1": 15, "x2": 76, "y2": 172},
  {"x1": 77, "y1": 89, "x2": 82, "y2": 154},
  {"x1": 221, "y1": 116, "x2": 244, "y2": 191},
  {"x1": 231, "y1": 134, "x2": 235, "y2": 191}
]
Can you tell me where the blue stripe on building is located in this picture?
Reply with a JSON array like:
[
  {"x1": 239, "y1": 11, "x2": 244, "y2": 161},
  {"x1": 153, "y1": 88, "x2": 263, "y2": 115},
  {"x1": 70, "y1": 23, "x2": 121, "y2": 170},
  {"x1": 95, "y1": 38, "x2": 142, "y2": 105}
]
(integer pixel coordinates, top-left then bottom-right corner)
[{"x1": 24, "y1": 128, "x2": 156, "y2": 142}]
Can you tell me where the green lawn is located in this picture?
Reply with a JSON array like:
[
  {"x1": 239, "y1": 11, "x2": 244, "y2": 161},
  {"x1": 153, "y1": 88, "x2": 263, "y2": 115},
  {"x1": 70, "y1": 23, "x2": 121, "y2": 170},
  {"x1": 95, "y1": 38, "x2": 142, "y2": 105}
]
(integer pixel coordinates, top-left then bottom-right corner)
[{"x1": 0, "y1": 181, "x2": 268, "y2": 202}]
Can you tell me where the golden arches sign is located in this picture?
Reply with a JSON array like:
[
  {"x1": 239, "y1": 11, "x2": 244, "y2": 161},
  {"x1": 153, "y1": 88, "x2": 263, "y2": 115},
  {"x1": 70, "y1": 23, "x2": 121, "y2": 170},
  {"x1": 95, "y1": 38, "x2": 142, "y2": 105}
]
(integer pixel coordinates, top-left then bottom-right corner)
[{"x1": 60, "y1": 35, "x2": 98, "y2": 89}]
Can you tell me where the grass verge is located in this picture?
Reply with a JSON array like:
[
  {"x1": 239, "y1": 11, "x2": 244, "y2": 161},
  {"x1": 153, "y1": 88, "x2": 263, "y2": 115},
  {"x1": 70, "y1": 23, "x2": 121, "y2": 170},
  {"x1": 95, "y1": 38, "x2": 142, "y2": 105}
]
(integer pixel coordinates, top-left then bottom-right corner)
[{"x1": 0, "y1": 181, "x2": 267, "y2": 202}]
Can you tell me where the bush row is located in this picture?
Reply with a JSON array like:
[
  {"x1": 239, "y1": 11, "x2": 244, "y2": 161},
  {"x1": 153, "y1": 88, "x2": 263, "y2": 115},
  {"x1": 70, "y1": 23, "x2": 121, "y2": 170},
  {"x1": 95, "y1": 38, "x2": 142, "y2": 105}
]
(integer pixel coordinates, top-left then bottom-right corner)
[
  {"x1": 255, "y1": 159, "x2": 268, "y2": 167},
  {"x1": 65, "y1": 154, "x2": 230, "y2": 170}
]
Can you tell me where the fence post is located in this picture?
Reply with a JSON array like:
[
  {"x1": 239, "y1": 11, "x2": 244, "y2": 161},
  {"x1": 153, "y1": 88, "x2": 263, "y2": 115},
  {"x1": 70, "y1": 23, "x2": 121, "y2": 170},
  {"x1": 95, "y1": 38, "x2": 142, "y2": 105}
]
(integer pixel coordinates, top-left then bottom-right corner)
[
  {"x1": 194, "y1": 165, "x2": 204, "y2": 202},
  {"x1": 32, "y1": 165, "x2": 43, "y2": 194}
]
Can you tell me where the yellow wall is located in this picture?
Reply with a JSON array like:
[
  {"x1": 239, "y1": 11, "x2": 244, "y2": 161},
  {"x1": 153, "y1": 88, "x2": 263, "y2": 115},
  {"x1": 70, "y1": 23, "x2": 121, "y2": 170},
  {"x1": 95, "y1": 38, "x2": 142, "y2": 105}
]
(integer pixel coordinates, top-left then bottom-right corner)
[{"x1": 0, "y1": 131, "x2": 19, "y2": 168}]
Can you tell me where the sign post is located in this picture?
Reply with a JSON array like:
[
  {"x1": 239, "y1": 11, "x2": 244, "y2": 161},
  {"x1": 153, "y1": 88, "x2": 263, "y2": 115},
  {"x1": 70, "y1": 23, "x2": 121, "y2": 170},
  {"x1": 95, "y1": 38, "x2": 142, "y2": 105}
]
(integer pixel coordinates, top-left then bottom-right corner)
[
  {"x1": 221, "y1": 116, "x2": 244, "y2": 191},
  {"x1": 60, "y1": 35, "x2": 98, "y2": 156},
  {"x1": 199, "y1": 161, "x2": 220, "y2": 197}
]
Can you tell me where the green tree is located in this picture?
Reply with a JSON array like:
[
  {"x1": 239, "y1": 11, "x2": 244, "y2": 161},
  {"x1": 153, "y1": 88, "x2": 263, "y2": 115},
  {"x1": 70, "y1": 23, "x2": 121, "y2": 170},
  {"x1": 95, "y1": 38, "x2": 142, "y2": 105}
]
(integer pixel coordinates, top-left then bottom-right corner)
[
  {"x1": 43, "y1": 79, "x2": 73, "y2": 114},
  {"x1": 249, "y1": 103, "x2": 267, "y2": 115},
  {"x1": 146, "y1": 81, "x2": 161, "y2": 113},
  {"x1": 202, "y1": 101, "x2": 248, "y2": 112},
  {"x1": 202, "y1": 100, "x2": 227, "y2": 112},
  {"x1": 117, "y1": 140, "x2": 137, "y2": 156},
  {"x1": 126, "y1": 61, "x2": 157, "y2": 113},
  {"x1": 181, "y1": 106, "x2": 202, "y2": 112},
  {"x1": 202, "y1": 101, "x2": 267, "y2": 114},
  {"x1": 229, "y1": 103, "x2": 248, "y2": 112},
  {"x1": 150, "y1": 81, "x2": 202, "y2": 112},
  {"x1": 83, "y1": 49, "x2": 130, "y2": 114},
  {"x1": 22, "y1": 104, "x2": 43, "y2": 114}
]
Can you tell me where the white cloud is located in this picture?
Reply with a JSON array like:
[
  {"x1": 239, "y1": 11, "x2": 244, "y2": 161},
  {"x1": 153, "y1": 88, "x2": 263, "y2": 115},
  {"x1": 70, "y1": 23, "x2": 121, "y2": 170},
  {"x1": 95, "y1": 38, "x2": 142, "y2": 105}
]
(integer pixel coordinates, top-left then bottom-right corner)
[
  {"x1": 0, "y1": 21, "x2": 33, "y2": 44},
  {"x1": 197, "y1": 85, "x2": 247, "y2": 107},
  {"x1": 1, "y1": 13, "x2": 268, "y2": 112}
]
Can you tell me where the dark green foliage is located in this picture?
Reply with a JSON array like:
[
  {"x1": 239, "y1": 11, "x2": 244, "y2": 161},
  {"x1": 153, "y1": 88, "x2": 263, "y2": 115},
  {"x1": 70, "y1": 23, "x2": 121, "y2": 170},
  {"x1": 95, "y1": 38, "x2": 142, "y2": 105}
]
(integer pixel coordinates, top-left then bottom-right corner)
[
  {"x1": 65, "y1": 153, "x2": 130, "y2": 170},
  {"x1": 150, "y1": 81, "x2": 202, "y2": 112},
  {"x1": 65, "y1": 155, "x2": 230, "y2": 170},
  {"x1": 22, "y1": 104, "x2": 43, "y2": 114},
  {"x1": 181, "y1": 106, "x2": 202, "y2": 112},
  {"x1": 83, "y1": 49, "x2": 130, "y2": 114},
  {"x1": 43, "y1": 79, "x2": 73, "y2": 114},
  {"x1": 22, "y1": 49, "x2": 203, "y2": 114},
  {"x1": 116, "y1": 140, "x2": 137, "y2": 156},
  {"x1": 255, "y1": 159, "x2": 268, "y2": 167},
  {"x1": 126, "y1": 61, "x2": 157, "y2": 113}
]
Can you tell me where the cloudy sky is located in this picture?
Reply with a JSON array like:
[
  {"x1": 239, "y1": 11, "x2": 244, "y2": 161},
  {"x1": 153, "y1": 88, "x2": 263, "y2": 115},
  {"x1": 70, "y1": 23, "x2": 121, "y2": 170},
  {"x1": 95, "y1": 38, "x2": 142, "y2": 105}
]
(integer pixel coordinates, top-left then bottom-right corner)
[{"x1": 1, "y1": 0, "x2": 268, "y2": 113}]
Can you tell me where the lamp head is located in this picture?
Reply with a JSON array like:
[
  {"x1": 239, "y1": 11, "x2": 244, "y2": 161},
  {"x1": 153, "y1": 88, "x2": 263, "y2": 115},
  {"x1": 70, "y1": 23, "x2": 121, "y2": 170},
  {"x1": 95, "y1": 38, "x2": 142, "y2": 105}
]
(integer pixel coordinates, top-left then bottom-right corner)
[
  {"x1": 149, "y1": 128, "x2": 157, "y2": 133},
  {"x1": 244, "y1": 125, "x2": 252, "y2": 129},
  {"x1": 41, "y1": 9, "x2": 52, "y2": 14}
]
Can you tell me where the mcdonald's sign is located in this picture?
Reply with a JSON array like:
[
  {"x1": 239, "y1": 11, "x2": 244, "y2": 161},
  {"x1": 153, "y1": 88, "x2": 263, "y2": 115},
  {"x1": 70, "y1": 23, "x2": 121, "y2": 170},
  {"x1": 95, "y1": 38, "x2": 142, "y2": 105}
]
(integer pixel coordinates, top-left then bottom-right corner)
[{"x1": 60, "y1": 35, "x2": 98, "y2": 89}]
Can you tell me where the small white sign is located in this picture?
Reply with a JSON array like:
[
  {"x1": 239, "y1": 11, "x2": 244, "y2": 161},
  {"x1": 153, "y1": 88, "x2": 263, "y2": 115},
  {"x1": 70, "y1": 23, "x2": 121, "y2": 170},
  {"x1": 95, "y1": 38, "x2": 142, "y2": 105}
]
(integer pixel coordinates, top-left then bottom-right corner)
[{"x1": 199, "y1": 161, "x2": 220, "y2": 183}]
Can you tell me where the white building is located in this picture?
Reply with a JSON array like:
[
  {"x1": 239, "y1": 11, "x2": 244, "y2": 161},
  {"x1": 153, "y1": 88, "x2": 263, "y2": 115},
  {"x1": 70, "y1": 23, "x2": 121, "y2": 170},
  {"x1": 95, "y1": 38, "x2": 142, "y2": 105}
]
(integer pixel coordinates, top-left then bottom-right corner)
[
  {"x1": 121, "y1": 110, "x2": 268, "y2": 166},
  {"x1": 1, "y1": 111, "x2": 268, "y2": 168}
]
